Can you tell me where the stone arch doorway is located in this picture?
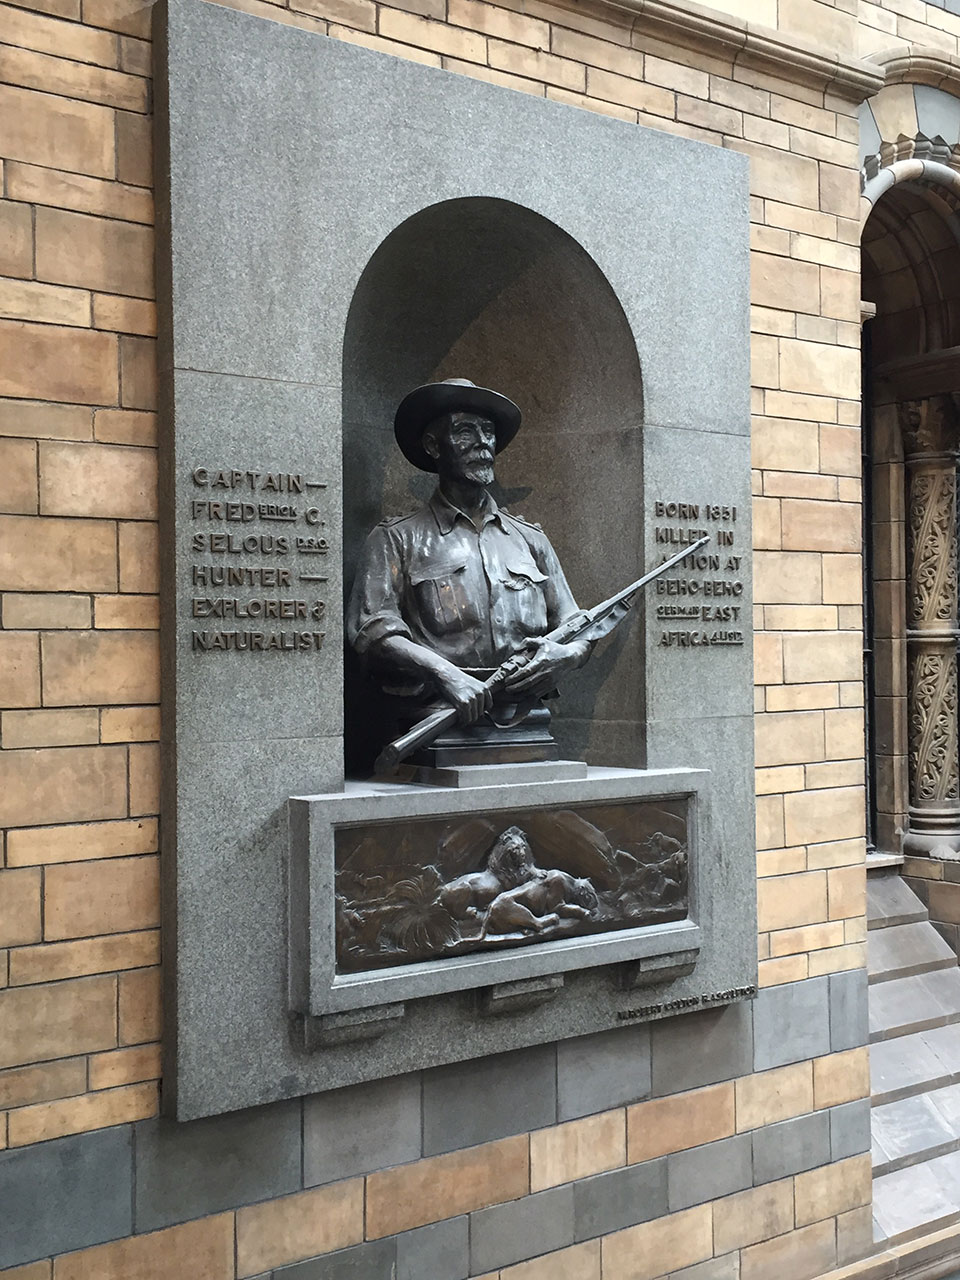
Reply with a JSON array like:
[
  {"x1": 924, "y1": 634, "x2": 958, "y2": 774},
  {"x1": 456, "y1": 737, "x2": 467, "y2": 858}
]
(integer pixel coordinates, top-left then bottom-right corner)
[
  {"x1": 340, "y1": 196, "x2": 646, "y2": 774},
  {"x1": 860, "y1": 80, "x2": 960, "y2": 856}
]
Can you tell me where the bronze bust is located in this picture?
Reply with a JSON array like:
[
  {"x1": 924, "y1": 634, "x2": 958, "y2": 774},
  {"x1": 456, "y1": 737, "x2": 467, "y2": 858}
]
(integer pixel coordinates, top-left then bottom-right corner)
[{"x1": 346, "y1": 378, "x2": 592, "y2": 754}]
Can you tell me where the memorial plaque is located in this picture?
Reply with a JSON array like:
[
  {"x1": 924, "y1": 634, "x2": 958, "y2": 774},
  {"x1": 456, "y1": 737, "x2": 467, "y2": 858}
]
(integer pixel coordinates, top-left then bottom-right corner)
[{"x1": 156, "y1": 0, "x2": 755, "y2": 1119}]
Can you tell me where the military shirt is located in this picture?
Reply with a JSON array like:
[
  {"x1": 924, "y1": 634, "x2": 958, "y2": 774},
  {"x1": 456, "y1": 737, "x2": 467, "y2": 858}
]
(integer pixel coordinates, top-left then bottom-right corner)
[{"x1": 347, "y1": 489, "x2": 581, "y2": 669}]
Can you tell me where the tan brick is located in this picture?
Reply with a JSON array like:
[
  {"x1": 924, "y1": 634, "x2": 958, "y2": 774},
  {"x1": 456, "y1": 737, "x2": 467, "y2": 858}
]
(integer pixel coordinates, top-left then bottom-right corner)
[
  {"x1": 751, "y1": 333, "x2": 779, "y2": 388},
  {"x1": 808, "y1": 941, "x2": 865, "y2": 976},
  {"x1": 94, "y1": 593, "x2": 159, "y2": 628},
  {"x1": 0, "y1": 201, "x2": 33, "y2": 279},
  {"x1": 751, "y1": 417, "x2": 819, "y2": 472},
  {"x1": 754, "y1": 551, "x2": 822, "y2": 603},
  {"x1": 501, "y1": 1241, "x2": 601, "y2": 1280},
  {"x1": 119, "y1": 31, "x2": 150, "y2": 71},
  {"x1": 741, "y1": 1217, "x2": 837, "y2": 1280},
  {"x1": 93, "y1": 294, "x2": 156, "y2": 336},
  {"x1": 0, "y1": 45, "x2": 147, "y2": 112},
  {"x1": 367, "y1": 1134, "x2": 529, "y2": 1237},
  {"x1": 781, "y1": 499, "x2": 859, "y2": 553},
  {"x1": 795, "y1": 1153, "x2": 871, "y2": 1227},
  {"x1": 736, "y1": 1061, "x2": 814, "y2": 1130},
  {"x1": 677, "y1": 93, "x2": 739, "y2": 132},
  {"x1": 94, "y1": 408, "x2": 156, "y2": 445},
  {"x1": 236, "y1": 1182, "x2": 364, "y2": 1277},
  {"x1": 1, "y1": 708, "x2": 99, "y2": 749},
  {"x1": 764, "y1": 604, "x2": 836, "y2": 629},
  {"x1": 0, "y1": 744, "x2": 127, "y2": 827},
  {"x1": 586, "y1": 66, "x2": 673, "y2": 113},
  {"x1": 820, "y1": 265, "x2": 860, "y2": 322},
  {"x1": 119, "y1": 520, "x2": 159, "y2": 592},
  {"x1": 0, "y1": 973, "x2": 115, "y2": 1069},
  {"x1": 129, "y1": 741, "x2": 159, "y2": 814},
  {"x1": 764, "y1": 390, "x2": 836, "y2": 422},
  {"x1": 39, "y1": 441, "x2": 155, "y2": 519},
  {"x1": 6, "y1": 1265, "x2": 54, "y2": 1280},
  {"x1": 822, "y1": 553, "x2": 861, "y2": 605},
  {"x1": 781, "y1": 631, "x2": 862, "y2": 682},
  {"x1": 0, "y1": 400, "x2": 92, "y2": 442},
  {"x1": 6, "y1": 161, "x2": 153, "y2": 225},
  {"x1": 0, "y1": 83, "x2": 113, "y2": 178},
  {"x1": 824, "y1": 708, "x2": 864, "y2": 759},
  {"x1": 766, "y1": 683, "x2": 838, "y2": 712},
  {"x1": 292, "y1": 0, "x2": 376, "y2": 27},
  {"x1": 753, "y1": 495, "x2": 781, "y2": 549},
  {"x1": 756, "y1": 764, "x2": 804, "y2": 795},
  {"x1": 783, "y1": 785, "x2": 864, "y2": 845},
  {"x1": 769, "y1": 920, "x2": 844, "y2": 957},
  {"x1": 819, "y1": 424, "x2": 859, "y2": 477},
  {"x1": 0, "y1": 439, "x2": 35, "y2": 517},
  {"x1": 760, "y1": 953, "x2": 809, "y2": 985},
  {"x1": 36, "y1": 207, "x2": 153, "y2": 299},
  {"x1": 813, "y1": 1046, "x2": 869, "y2": 1109},
  {"x1": 645, "y1": 54, "x2": 707, "y2": 95},
  {"x1": 727, "y1": 139, "x2": 819, "y2": 206},
  {"x1": 119, "y1": 334, "x2": 156, "y2": 409},
  {"x1": 9, "y1": 1079, "x2": 157, "y2": 1145},
  {"x1": 0, "y1": 0, "x2": 115, "y2": 59},
  {"x1": 489, "y1": 39, "x2": 584, "y2": 90},
  {"x1": 713, "y1": 1177, "x2": 794, "y2": 1253},
  {"x1": 88, "y1": 1041, "x2": 161, "y2": 1089},
  {"x1": 754, "y1": 632, "x2": 783, "y2": 684},
  {"x1": 377, "y1": 6, "x2": 485, "y2": 57},
  {"x1": 116, "y1": 107, "x2": 152, "y2": 186},
  {"x1": 0, "y1": 631, "x2": 40, "y2": 708},
  {"x1": 758, "y1": 870, "x2": 827, "y2": 931},
  {"x1": 44, "y1": 855, "x2": 159, "y2": 941},
  {"x1": 756, "y1": 794, "x2": 784, "y2": 850},
  {"x1": 0, "y1": 320, "x2": 117, "y2": 405},
  {"x1": 447, "y1": 0, "x2": 548, "y2": 44},
  {"x1": 6, "y1": 816, "x2": 157, "y2": 865},
  {"x1": 780, "y1": 338, "x2": 859, "y2": 400},
  {"x1": 755, "y1": 710, "x2": 824, "y2": 766},
  {"x1": 0, "y1": 277, "x2": 91, "y2": 331},
  {"x1": 601, "y1": 1204, "x2": 713, "y2": 1278},
  {"x1": 757, "y1": 846, "x2": 806, "y2": 877},
  {"x1": 100, "y1": 705, "x2": 160, "y2": 742},
  {"x1": 118, "y1": 963, "x2": 161, "y2": 1045},
  {"x1": 627, "y1": 1082, "x2": 735, "y2": 1163},
  {"x1": 550, "y1": 24, "x2": 641, "y2": 76},
  {"x1": 0, "y1": 868, "x2": 41, "y2": 946},
  {"x1": 531, "y1": 1109, "x2": 625, "y2": 1190},
  {"x1": 443, "y1": 55, "x2": 544, "y2": 95},
  {"x1": 546, "y1": 86, "x2": 635, "y2": 122},
  {"x1": 41, "y1": 630, "x2": 159, "y2": 706},
  {"x1": 9, "y1": 928, "x2": 159, "y2": 985},
  {"x1": 54, "y1": 1215, "x2": 234, "y2": 1280},
  {"x1": 0, "y1": 1057, "x2": 86, "y2": 1109}
]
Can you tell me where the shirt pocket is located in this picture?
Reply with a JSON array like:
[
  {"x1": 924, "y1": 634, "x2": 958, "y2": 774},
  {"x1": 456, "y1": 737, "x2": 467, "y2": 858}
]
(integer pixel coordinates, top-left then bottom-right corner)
[
  {"x1": 499, "y1": 556, "x2": 548, "y2": 633},
  {"x1": 409, "y1": 558, "x2": 476, "y2": 636}
]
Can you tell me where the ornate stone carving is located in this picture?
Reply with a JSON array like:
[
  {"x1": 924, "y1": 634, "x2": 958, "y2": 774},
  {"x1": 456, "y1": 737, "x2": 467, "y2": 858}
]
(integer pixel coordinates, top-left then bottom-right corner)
[
  {"x1": 908, "y1": 647, "x2": 960, "y2": 805},
  {"x1": 906, "y1": 469, "x2": 958, "y2": 627}
]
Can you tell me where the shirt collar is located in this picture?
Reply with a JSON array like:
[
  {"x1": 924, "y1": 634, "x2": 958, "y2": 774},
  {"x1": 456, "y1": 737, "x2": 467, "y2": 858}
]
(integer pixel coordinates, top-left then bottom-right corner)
[{"x1": 429, "y1": 487, "x2": 504, "y2": 534}]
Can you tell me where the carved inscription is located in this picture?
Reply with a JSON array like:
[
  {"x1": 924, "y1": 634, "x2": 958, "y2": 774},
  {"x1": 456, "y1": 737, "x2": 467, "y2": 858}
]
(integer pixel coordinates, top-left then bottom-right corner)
[
  {"x1": 187, "y1": 466, "x2": 329, "y2": 655},
  {"x1": 650, "y1": 500, "x2": 744, "y2": 648}
]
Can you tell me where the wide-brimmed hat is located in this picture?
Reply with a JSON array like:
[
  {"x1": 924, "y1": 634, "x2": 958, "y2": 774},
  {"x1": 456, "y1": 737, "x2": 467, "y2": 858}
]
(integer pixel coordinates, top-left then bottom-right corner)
[{"x1": 394, "y1": 378, "x2": 522, "y2": 472}]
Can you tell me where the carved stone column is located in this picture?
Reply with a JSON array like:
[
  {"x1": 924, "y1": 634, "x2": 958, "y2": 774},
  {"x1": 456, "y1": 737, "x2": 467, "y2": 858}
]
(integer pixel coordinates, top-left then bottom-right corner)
[{"x1": 902, "y1": 395, "x2": 960, "y2": 855}]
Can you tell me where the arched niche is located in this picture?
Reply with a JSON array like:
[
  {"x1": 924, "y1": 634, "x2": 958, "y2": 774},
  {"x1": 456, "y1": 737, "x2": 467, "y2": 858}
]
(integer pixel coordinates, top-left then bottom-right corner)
[{"x1": 341, "y1": 196, "x2": 645, "y2": 772}]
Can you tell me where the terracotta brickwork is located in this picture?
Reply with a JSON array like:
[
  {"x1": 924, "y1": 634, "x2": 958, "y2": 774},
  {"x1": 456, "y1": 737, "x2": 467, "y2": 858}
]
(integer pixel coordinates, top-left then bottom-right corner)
[{"x1": 0, "y1": 0, "x2": 893, "y2": 1269}]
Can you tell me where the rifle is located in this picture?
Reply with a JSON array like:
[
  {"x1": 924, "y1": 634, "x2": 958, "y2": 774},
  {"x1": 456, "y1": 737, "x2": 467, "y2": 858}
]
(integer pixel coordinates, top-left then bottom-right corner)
[{"x1": 374, "y1": 535, "x2": 711, "y2": 774}]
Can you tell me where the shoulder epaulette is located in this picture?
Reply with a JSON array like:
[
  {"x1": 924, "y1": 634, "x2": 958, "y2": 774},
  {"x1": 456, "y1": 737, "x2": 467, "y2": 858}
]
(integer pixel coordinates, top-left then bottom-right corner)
[
  {"x1": 378, "y1": 512, "x2": 416, "y2": 527},
  {"x1": 502, "y1": 510, "x2": 543, "y2": 532}
]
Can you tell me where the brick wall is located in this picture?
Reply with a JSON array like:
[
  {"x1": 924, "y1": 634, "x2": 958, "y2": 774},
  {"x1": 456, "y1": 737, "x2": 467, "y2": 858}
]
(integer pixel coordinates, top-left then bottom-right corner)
[{"x1": 0, "y1": 0, "x2": 889, "y2": 1270}]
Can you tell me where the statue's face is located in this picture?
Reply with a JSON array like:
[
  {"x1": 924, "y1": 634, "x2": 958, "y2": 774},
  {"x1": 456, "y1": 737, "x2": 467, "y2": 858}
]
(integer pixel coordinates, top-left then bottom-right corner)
[{"x1": 425, "y1": 412, "x2": 496, "y2": 486}]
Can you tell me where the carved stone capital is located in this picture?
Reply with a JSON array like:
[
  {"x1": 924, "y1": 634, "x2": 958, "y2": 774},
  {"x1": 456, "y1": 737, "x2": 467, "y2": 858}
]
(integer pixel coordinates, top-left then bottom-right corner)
[{"x1": 899, "y1": 394, "x2": 960, "y2": 459}]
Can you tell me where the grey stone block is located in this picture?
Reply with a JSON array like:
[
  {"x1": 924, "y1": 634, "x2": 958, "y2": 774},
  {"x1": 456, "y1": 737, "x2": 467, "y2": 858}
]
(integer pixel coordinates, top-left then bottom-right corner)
[
  {"x1": 651, "y1": 1002, "x2": 753, "y2": 1096},
  {"x1": 0, "y1": 1127, "x2": 133, "y2": 1270},
  {"x1": 915, "y1": 85, "x2": 960, "y2": 147},
  {"x1": 753, "y1": 976, "x2": 831, "y2": 1071},
  {"x1": 135, "y1": 1099, "x2": 302, "y2": 1231},
  {"x1": 304, "y1": 1073, "x2": 421, "y2": 1186},
  {"x1": 396, "y1": 1216, "x2": 469, "y2": 1280},
  {"x1": 422, "y1": 1044, "x2": 556, "y2": 1156},
  {"x1": 275, "y1": 1238, "x2": 396, "y2": 1279},
  {"x1": 667, "y1": 1134, "x2": 752, "y2": 1211},
  {"x1": 752, "y1": 1111, "x2": 831, "y2": 1185},
  {"x1": 470, "y1": 1185, "x2": 575, "y2": 1273},
  {"x1": 573, "y1": 1157, "x2": 668, "y2": 1240},
  {"x1": 830, "y1": 967, "x2": 868, "y2": 1052},
  {"x1": 557, "y1": 1025, "x2": 651, "y2": 1120},
  {"x1": 831, "y1": 1099, "x2": 871, "y2": 1161}
]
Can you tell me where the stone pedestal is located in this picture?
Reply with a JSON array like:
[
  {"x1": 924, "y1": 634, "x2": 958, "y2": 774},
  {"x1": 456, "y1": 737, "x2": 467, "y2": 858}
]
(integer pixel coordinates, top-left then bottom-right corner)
[{"x1": 901, "y1": 396, "x2": 960, "y2": 855}]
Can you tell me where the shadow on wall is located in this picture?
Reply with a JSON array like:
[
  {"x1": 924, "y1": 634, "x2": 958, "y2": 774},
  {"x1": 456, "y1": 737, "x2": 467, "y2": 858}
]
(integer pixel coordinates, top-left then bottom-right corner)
[{"x1": 341, "y1": 196, "x2": 646, "y2": 774}]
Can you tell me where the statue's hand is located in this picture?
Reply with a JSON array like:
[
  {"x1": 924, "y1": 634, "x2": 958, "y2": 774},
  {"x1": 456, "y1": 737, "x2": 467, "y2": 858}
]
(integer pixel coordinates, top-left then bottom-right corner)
[
  {"x1": 436, "y1": 668, "x2": 493, "y2": 724},
  {"x1": 502, "y1": 638, "x2": 586, "y2": 699}
]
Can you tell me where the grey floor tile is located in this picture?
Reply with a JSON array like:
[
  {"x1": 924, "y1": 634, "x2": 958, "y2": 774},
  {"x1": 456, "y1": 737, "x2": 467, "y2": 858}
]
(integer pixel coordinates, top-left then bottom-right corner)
[
  {"x1": 873, "y1": 1161, "x2": 960, "y2": 1243},
  {"x1": 868, "y1": 921, "x2": 955, "y2": 984},
  {"x1": 871, "y1": 1095, "x2": 955, "y2": 1173},
  {"x1": 870, "y1": 1032, "x2": 952, "y2": 1104}
]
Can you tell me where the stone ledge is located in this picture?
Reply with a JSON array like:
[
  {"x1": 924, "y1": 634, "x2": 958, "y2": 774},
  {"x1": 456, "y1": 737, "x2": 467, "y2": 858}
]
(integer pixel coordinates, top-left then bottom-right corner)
[
  {"x1": 867, "y1": 45, "x2": 960, "y2": 97},
  {"x1": 818, "y1": 1222, "x2": 960, "y2": 1279}
]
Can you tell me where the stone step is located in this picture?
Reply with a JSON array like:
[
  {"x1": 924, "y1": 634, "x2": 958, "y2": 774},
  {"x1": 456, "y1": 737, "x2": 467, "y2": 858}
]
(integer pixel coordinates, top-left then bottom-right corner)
[
  {"x1": 872, "y1": 1085, "x2": 960, "y2": 1176},
  {"x1": 869, "y1": 921, "x2": 958, "y2": 986},
  {"x1": 867, "y1": 874, "x2": 929, "y2": 931},
  {"x1": 873, "y1": 1149, "x2": 960, "y2": 1248},
  {"x1": 869, "y1": 968, "x2": 960, "y2": 1043},
  {"x1": 871, "y1": 1024, "x2": 960, "y2": 1106}
]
